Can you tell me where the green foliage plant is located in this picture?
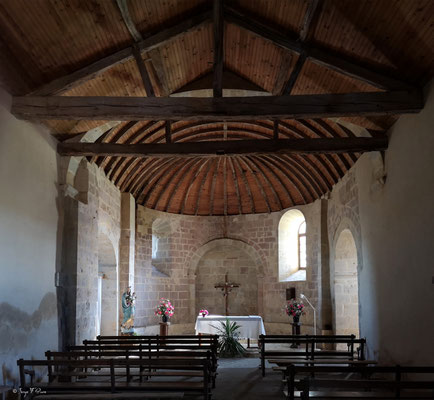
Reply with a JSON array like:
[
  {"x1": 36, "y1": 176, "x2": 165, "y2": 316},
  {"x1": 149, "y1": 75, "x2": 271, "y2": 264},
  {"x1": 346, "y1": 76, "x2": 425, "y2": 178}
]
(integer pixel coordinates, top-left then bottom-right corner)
[{"x1": 213, "y1": 318, "x2": 246, "y2": 358}]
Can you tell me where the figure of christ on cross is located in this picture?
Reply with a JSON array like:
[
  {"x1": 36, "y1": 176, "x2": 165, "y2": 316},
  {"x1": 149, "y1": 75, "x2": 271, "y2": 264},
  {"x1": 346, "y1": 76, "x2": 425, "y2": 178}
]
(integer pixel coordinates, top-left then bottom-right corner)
[{"x1": 214, "y1": 272, "x2": 240, "y2": 316}]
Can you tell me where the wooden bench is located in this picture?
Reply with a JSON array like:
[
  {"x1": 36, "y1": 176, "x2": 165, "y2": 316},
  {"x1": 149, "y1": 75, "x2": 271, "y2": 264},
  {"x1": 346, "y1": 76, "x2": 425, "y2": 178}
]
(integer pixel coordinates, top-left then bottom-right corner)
[
  {"x1": 259, "y1": 335, "x2": 366, "y2": 376},
  {"x1": 17, "y1": 358, "x2": 212, "y2": 400},
  {"x1": 284, "y1": 365, "x2": 434, "y2": 399},
  {"x1": 46, "y1": 349, "x2": 217, "y2": 387},
  {"x1": 269, "y1": 358, "x2": 377, "y2": 382},
  {"x1": 71, "y1": 342, "x2": 218, "y2": 386}
]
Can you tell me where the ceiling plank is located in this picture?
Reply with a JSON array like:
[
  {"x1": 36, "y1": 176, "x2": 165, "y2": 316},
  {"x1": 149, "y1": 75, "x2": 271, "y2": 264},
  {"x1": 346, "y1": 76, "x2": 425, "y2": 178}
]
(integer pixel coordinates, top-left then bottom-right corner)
[
  {"x1": 225, "y1": 5, "x2": 414, "y2": 90},
  {"x1": 213, "y1": 0, "x2": 224, "y2": 97},
  {"x1": 14, "y1": 90, "x2": 423, "y2": 120},
  {"x1": 58, "y1": 137, "x2": 388, "y2": 157},
  {"x1": 228, "y1": 157, "x2": 242, "y2": 214},
  {"x1": 29, "y1": 9, "x2": 211, "y2": 96},
  {"x1": 238, "y1": 156, "x2": 271, "y2": 213},
  {"x1": 232, "y1": 156, "x2": 255, "y2": 214},
  {"x1": 194, "y1": 157, "x2": 215, "y2": 215}
]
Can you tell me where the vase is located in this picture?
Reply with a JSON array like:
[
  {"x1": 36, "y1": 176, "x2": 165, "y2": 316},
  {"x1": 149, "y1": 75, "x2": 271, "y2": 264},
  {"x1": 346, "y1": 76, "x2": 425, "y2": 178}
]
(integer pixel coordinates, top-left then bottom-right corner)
[
  {"x1": 162, "y1": 315, "x2": 168, "y2": 323},
  {"x1": 201, "y1": 313, "x2": 206, "y2": 318},
  {"x1": 293, "y1": 315, "x2": 300, "y2": 324}
]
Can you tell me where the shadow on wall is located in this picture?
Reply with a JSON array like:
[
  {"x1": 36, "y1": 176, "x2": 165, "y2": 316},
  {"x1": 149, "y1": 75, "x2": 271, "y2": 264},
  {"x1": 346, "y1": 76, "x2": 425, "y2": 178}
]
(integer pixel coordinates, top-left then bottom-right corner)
[
  {"x1": 0, "y1": 292, "x2": 57, "y2": 388},
  {"x1": 0, "y1": 293, "x2": 56, "y2": 352}
]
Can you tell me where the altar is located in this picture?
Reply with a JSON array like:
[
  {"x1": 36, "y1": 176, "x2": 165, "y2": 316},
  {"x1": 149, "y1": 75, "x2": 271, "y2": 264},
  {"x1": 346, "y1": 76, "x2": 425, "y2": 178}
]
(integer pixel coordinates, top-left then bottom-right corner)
[{"x1": 195, "y1": 315, "x2": 266, "y2": 341}]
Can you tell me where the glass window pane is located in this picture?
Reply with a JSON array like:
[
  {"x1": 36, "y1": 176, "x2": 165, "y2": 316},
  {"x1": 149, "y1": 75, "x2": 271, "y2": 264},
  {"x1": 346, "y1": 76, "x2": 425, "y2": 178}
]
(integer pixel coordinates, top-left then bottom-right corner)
[{"x1": 299, "y1": 236, "x2": 306, "y2": 268}]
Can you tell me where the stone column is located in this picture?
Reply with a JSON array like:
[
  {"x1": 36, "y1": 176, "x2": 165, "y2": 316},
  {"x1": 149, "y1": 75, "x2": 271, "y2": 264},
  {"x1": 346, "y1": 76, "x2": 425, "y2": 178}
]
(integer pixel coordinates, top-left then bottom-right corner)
[
  {"x1": 319, "y1": 199, "x2": 333, "y2": 332},
  {"x1": 119, "y1": 193, "x2": 136, "y2": 331}
]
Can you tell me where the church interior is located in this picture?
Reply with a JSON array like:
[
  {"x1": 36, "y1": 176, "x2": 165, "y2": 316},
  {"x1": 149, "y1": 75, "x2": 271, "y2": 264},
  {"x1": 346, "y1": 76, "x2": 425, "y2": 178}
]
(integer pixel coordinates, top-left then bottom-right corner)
[{"x1": 1, "y1": 0, "x2": 434, "y2": 398}]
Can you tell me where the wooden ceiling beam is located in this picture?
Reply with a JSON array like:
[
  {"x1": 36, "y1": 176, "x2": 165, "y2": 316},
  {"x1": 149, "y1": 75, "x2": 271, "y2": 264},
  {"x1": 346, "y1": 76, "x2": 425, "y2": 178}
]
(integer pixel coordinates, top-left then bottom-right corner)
[
  {"x1": 213, "y1": 0, "x2": 224, "y2": 97},
  {"x1": 281, "y1": 0, "x2": 322, "y2": 95},
  {"x1": 58, "y1": 137, "x2": 387, "y2": 157},
  {"x1": 225, "y1": 5, "x2": 414, "y2": 90},
  {"x1": 14, "y1": 90, "x2": 423, "y2": 120},
  {"x1": 29, "y1": 9, "x2": 211, "y2": 96}
]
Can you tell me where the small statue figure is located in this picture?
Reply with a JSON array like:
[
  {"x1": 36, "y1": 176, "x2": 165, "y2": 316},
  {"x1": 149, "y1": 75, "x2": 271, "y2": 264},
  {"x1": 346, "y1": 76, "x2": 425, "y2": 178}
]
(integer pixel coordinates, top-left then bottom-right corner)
[{"x1": 121, "y1": 286, "x2": 136, "y2": 334}]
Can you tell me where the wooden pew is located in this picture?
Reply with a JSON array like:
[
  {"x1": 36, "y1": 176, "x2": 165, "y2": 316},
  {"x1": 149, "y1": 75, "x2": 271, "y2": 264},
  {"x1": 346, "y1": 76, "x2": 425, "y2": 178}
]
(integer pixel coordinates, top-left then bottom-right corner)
[
  {"x1": 269, "y1": 358, "x2": 377, "y2": 382},
  {"x1": 17, "y1": 358, "x2": 212, "y2": 400},
  {"x1": 46, "y1": 349, "x2": 216, "y2": 387},
  {"x1": 73, "y1": 341, "x2": 218, "y2": 386},
  {"x1": 285, "y1": 365, "x2": 434, "y2": 399},
  {"x1": 259, "y1": 335, "x2": 366, "y2": 376}
]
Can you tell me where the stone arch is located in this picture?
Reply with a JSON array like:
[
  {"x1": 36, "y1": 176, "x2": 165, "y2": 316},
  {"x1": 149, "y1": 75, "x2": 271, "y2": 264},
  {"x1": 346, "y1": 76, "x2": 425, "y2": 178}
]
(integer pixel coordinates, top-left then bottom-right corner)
[
  {"x1": 97, "y1": 232, "x2": 119, "y2": 336},
  {"x1": 188, "y1": 238, "x2": 264, "y2": 320},
  {"x1": 331, "y1": 221, "x2": 360, "y2": 339}
]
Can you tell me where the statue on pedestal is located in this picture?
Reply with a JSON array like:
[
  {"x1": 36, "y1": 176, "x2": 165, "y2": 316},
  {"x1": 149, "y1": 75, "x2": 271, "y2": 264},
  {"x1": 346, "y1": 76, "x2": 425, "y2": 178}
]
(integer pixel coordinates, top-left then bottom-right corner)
[{"x1": 121, "y1": 286, "x2": 136, "y2": 335}]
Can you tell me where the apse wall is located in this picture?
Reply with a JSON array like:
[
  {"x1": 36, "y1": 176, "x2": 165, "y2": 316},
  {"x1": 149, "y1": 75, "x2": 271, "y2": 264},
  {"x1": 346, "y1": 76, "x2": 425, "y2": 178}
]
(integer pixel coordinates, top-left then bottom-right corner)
[
  {"x1": 0, "y1": 89, "x2": 59, "y2": 385},
  {"x1": 327, "y1": 81, "x2": 434, "y2": 364},
  {"x1": 134, "y1": 202, "x2": 325, "y2": 334}
]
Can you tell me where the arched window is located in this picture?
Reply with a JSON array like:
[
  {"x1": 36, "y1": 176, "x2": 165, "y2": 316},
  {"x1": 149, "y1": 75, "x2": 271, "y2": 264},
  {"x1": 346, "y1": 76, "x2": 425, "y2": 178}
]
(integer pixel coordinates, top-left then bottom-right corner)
[
  {"x1": 278, "y1": 209, "x2": 307, "y2": 282},
  {"x1": 298, "y1": 221, "x2": 306, "y2": 269}
]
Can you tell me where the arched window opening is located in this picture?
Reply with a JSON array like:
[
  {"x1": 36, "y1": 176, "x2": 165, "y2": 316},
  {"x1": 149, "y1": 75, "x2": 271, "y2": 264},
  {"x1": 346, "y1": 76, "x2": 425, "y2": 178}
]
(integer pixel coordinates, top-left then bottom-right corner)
[
  {"x1": 298, "y1": 221, "x2": 306, "y2": 269},
  {"x1": 278, "y1": 209, "x2": 307, "y2": 282}
]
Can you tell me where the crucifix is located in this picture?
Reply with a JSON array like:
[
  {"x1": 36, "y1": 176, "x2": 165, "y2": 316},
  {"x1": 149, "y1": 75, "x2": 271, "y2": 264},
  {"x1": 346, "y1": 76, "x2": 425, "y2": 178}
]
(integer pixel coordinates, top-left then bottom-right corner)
[{"x1": 214, "y1": 272, "x2": 240, "y2": 316}]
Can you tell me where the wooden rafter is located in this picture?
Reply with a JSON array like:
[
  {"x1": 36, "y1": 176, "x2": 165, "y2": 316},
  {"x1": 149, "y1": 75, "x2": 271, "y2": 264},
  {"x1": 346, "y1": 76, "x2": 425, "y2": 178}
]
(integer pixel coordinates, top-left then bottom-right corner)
[
  {"x1": 58, "y1": 137, "x2": 388, "y2": 157},
  {"x1": 213, "y1": 0, "x2": 224, "y2": 97},
  {"x1": 14, "y1": 90, "x2": 423, "y2": 120},
  {"x1": 246, "y1": 155, "x2": 283, "y2": 210},
  {"x1": 275, "y1": 155, "x2": 319, "y2": 200},
  {"x1": 115, "y1": 0, "x2": 143, "y2": 42},
  {"x1": 281, "y1": 0, "x2": 322, "y2": 95},
  {"x1": 133, "y1": 44, "x2": 155, "y2": 97},
  {"x1": 257, "y1": 155, "x2": 297, "y2": 206},
  {"x1": 180, "y1": 158, "x2": 211, "y2": 214},
  {"x1": 163, "y1": 158, "x2": 203, "y2": 213},
  {"x1": 29, "y1": 9, "x2": 211, "y2": 96},
  {"x1": 209, "y1": 157, "x2": 221, "y2": 215},
  {"x1": 165, "y1": 121, "x2": 172, "y2": 143},
  {"x1": 194, "y1": 158, "x2": 215, "y2": 215},
  {"x1": 228, "y1": 157, "x2": 242, "y2": 214},
  {"x1": 232, "y1": 156, "x2": 255, "y2": 213},
  {"x1": 238, "y1": 156, "x2": 271, "y2": 212},
  {"x1": 225, "y1": 4, "x2": 414, "y2": 90}
]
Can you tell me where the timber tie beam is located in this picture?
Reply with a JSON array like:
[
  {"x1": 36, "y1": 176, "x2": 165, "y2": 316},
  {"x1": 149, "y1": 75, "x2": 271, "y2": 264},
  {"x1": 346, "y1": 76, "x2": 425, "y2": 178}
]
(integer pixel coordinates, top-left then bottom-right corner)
[
  {"x1": 12, "y1": 90, "x2": 423, "y2": 121},
  {"x1": 57, "y1": 137, "x2": 388, "y2": 158}
]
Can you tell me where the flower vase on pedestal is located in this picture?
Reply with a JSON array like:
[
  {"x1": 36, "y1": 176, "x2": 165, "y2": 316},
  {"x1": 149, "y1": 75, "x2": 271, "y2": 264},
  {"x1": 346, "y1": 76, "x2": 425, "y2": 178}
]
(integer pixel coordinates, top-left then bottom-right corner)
[{"x1": 290, "y1": 315, "x2": 301, "y2": 348}]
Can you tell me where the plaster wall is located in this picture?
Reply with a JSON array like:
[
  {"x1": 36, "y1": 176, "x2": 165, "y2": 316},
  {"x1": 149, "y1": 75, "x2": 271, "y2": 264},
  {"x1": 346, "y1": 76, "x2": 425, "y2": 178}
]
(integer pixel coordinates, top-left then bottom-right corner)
[
  {"x1": 0, "y1": 91, "x2": 58, "y2": 385},
  {"x1": 355, "y1": 82, "x2": 434, "y2": 364},
  {"x1": 327, "y1": 81, "x2": 434, "y2": 364}
]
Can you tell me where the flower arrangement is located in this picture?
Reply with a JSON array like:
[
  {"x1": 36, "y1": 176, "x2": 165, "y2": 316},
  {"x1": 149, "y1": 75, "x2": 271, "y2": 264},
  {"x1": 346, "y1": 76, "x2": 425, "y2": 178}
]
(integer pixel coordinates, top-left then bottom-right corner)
[
  {"x1": 154, "y1": 298, "x2": 175, "y2": 319},
  {"x1": 125, "y1": 291, "x2": 137, "y2": 306},
  {"x1": 199, "y1": 309, "x2": 209, "y2": 317},
  {"x1": 285, "y1": 300, "x2": 305, "y2": 319}
]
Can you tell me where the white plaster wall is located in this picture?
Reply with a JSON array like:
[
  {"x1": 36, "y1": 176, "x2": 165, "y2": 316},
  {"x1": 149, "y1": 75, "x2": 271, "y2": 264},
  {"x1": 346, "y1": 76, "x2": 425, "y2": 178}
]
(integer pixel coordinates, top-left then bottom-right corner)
[
  {"x1": 0, "y1": 90, "x2": 58, "y2": 384},
  {"x1": 353, "y1": 81, "x2": 434, "y2": 364}
]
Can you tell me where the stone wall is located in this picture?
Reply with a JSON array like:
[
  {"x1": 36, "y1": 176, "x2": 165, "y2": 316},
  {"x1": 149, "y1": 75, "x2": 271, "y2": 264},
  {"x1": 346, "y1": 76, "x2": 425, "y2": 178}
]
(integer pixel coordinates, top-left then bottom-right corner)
[
  {"x1": 134, "y1": 202, "x2": 325, "y2": 334},
  {"x1": 63, "y1": 161, "x2": 121, "y2": 344}
]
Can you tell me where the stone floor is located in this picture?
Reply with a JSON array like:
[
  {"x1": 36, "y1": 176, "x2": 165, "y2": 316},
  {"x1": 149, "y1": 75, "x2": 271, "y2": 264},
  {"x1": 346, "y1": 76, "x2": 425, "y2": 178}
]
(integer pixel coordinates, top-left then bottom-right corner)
[{"x1": 213, "y1": 357, "x2": 283, "y2": 400}]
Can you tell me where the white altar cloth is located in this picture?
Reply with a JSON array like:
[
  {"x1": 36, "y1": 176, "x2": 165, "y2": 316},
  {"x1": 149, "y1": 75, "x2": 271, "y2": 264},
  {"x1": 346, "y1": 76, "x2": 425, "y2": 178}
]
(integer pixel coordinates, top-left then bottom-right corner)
[{"x1": 194, "y1": 315, "x2": 266, "y2": 339}]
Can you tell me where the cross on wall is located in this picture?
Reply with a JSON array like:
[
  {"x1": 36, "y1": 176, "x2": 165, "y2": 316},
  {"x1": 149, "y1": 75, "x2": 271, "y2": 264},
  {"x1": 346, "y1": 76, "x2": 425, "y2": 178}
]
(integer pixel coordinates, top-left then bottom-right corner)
[{"x1": 214, "y1": 272, "x2": 240, "y2": 316}]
